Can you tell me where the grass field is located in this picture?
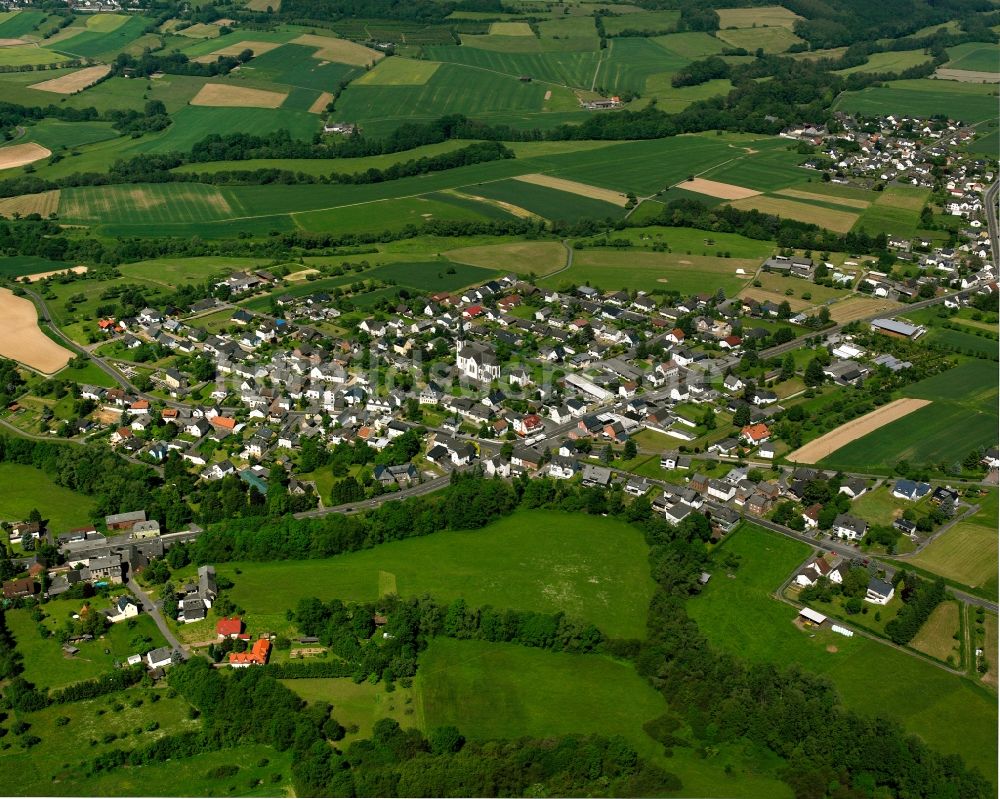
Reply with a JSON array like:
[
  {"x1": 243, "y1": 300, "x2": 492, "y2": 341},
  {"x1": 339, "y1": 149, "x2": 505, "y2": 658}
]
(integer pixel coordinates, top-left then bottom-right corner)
[
  {"x1": 715, "y1": 26, "x2": 803, "y2": 53},
  {"x1": 837, "y1": 49, "x2": 934, "y2": 75},
  {"x1": 651, "y1": 31, "x2": 725, "y2": 60},
  {"x1": 0, "y1": 44, "x2": 69, "y2": 67},
  {"x1": 134, "y1": 105, "x2": 318, "y2": 154},
  {"x1": 0, "y1": 9, "x2": 46, "y2": 38},
  {"x1": 819, "y1": 360, "x2": 998, "y2": 474},
  {"x1": 834, "y1": 78, "x2": 999, "y2": 124},
  {"x1": 699, "y1": 145, "x2": 810, "y2": 192},
  {"x1": 851, "y1": 486, "x2": 906, "y2": 526},
  {"x1": 908, "y1": 490, "x2": 998, "y2": 593},
  {"x1": 717, "y1": 6, "x2": 801, "y2": 28},
  {"x1": 46, "y1": 15, "x2": 151, "y2": 59},
  {"x1": 472, "y1": 178, "x2": 623, "y2": 221},
  {"x1": 236, "y1": 42, "x2": 359, "y2": 91},
  {"x1": 445, "y1": 241, "x2": 566, "y2": 274},
  {"x1": 602, "y1": 9, "x2": 679, "y2": 35},
  {"x1": 0, "y1": 254, "x2": 71, "y2": 278},
  {"x1": 690, "y1": 523, "x2": 997, "y2": 779},
  {"x1": 422, "y1": 43, "x2": 601, "y2": 89},
  {"x1": 222, "y1": 510, "x2": 655, "y2": 638},
  {"x1": 355, "y1": 56, "x2": 440, "y2": 85},
  {"x1": 540, "y1": 248, "x2": 753, "y2": 294},
  {"x1": 945, "y1": 42, "x2": 999, "y2": 73},
  {"x1": 925, "y1": 326, "x2": 999, "y2": 357},
  {"x1": 293, "y1": 194, "x2": 508, "y2": 235},
  {"x1": 0, "y1": 462, "x2": 94, "y2": 532},
  {"x1": 852, "y1": 184, "x2": 929, "y2": 238},
  {"x1": 910, "y1": 600, "x2": 962, "y2": 664},
  {"x1": 595, "y1": 224, "x2": 775, "y2": 258},
  {"x1": 59, "y1": 183, "x2": 240, "y2": 225},
  {"x1": 364, "y1": 259, "x2": 499, "y2": 290}
]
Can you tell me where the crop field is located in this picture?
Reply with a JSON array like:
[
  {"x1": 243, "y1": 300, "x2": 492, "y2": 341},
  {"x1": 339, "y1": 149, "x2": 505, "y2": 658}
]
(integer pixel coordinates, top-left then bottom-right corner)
[
  {"x1": 445, "y1": 241, "x2": 567, "y2": 274},
  {"x1": 775, "y1": 186, "x2": 871, "y2": 209},
  {"x1": 46, "y1": 15, "x2": 152, "y2": 59},
  {"x1": 699, "y1": 145, "x2": 811, "y2": 191},
  {"x1": 335, "y1": 63, "x2": 549, "y2": 129},
  {"x1": 834, "y1": 78, "x2": 999, "y2": 123},
  {"x1": 59, "y1": 183, "x2": 239, "y2": 224},
  {"x1": 472, "y1": 178, "x2": 623, "y2": 221},
  {"x1": 28, "y1": 64, "x2": 110, "y2": 94},
  {"x1": 852, "y1": 184, "x2": 929, "y2": 238},
  {"x1": 222, "y1": 510, "x2": 655, "y2": 638},
  {"x1": 837, "y1": 49, "x2": 933, "y2": 75},
  {"x1": 540, "y1": 249, "x2": 754, "y2": 294},
  {"x1": 788, "y1": 399, "x2": 931, "y2": 463},
  {"x1": 0, "y1": 10, "x2": 46, "y2": 38},
  {"x1": 684, "y1": 177, "x2": 759, "y2": 200},
  {"x1": 602, "y1": 9, "x2": 679, "y2": 35},
  {"x1": 717, "y1": 6, "x2": 802, "y2": 28},
  {"x1": 909, "y1": 490, "x2": 998, "y2": 593},
  {"x1": 826, "y1": 295, "x2": 902, "y2": 323},
  {"x1": 364, "y1": 259, "x2": 500, "y2": 291},
  {"x1": 0, "y1": 141, "x2": 49, "y2": 169},
  {"x1": 489, "y1": 21, "x2": 534, "y2": 35},
  {"x1": 292, "y1": 194, "x2": 504, "y2": 236},
  {"x1": 925, "y1": 326, "x2": 999, "y2": 357},
  {"x1": 819, "y1": 360, "x2": 998, "y2": 473},
  {"x1": 0, "y1": 254, "x2": 70, "y2": 278},
  {"x1": 513, "y1": 172, "x2": 629, "y2": 205},
  {"x1": 290, "y1": 33, "x2": 383, "y2": 66},
  {"x1": 0, "y1": 43, "x2": 68, "y2": 66},
  {"x1": 651, "y1": 32, "x2": 725, "y2": 60},
  {"x1": 0, "y1": 463, "x2": 94, "y2": 533},
  {"x1": 0, "y1": 188, "x2": 59, "y2": 217},
  {"x1": 715, "y1": 26, "x2": 803, "y2": 53},
  {"x1": 910, "y1": 601, "x2": 962, "y2": 663},
  {"x1": 237, "y1": 43, "x2": 359, "y2": 90},
  {"x1": 690, "y1": 523, "x2": 998, "y2": 779},
  {"x1": 421, "y1": 44, "x2": 601, "y2": 89},
  {"x1": 945, "y1": 42, "x2": 999, "y2": 73},
  {"x1": 0, "y1": 287, "x2": 73, "y2": 373},
  {"x1": 355, "y1": 56, "x2": 440, "y2": 85},
  {"x1": 191, "y1": 39, "x2": 283, "y2": 61},
  {"x1": 730, "y1": 195, "x2": 860, "y2": 232},
  {"x1": 595, "y1": 37, "x2": 687, "y2": 94},
  {"x1": 190, "y1": 82, "x2": 288, "y2": 108}
]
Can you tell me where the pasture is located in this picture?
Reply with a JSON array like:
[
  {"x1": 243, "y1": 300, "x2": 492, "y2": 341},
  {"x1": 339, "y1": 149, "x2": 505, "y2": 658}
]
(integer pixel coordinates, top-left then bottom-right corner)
[
  {"x1": 834, "y1": 78, "x2": 999, "y2": 124},
  {"x1": 945, "y1": 42, "x2": 999, "y2": 73},
  {"x1": 540, "y1": 249, "x2": 754, "y2": 294},
  {"x1": 46, "y1": 14, "x2": 151, "y2": 59},
  {"x1": 818, "y1": 360, "x2": 998, "y2": 474},
  {"x1": 0, "y1": 462, "x2": 94, "y2": 532},
  {"x1": 716, "y1": 6, "x2": 801, "y2": 28},
  {"x1": 0, "y1": 287, "x2": 73, "y2": 373},
  {"x1": 690, "y1": 523, "x2": 998, "y2": 779},
  {"x1": 715, "y1": 26, "x2": 803, "y2": 53},
  {"x1": 221, "y1": 510, "x2": 656, "y2": 639},
  {"x1": 837, "y1": 49, "x2": 933, "y2": 75},
  {"x1": 355, "y1": 56, "x2": 440, "y2": 85},
  {"x1": 908, "y1": 490, "x2": 998, "y2": 593},
  {"x1": 852, "y1": 184, "x2": 929, "y2": 238},
  {"x1": 910, "y1": 601, "x2": 962, "y2": 664}
]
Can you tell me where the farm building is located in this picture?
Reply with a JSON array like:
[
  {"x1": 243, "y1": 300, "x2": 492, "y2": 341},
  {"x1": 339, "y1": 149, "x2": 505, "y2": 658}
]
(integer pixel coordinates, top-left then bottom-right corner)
[{"x1": 871, "y1": 318, "x2": 924, "y2": 339}]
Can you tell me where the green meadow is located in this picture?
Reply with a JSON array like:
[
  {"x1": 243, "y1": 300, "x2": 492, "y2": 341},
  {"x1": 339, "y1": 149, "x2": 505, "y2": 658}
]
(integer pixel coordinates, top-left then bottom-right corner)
[
  {"x1": 834, "y1": 79, "x2": 999, "y2": 123},
  {"x1": 0, "y1": 463, "x2": 95, "y2": 533},
  {"x1": 690, "y1": 523, "x2": 997, "y2": 780},
  {"x1": 221, "y1": 509, "x2": 656, "y2": 639}
]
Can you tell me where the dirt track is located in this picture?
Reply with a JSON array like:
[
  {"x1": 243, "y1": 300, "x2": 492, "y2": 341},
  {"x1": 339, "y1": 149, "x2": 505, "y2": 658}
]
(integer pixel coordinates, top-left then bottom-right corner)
[
  {"x1": 787, "y1": 398, "x2": 931, "y2": 463},
  {"x1": 0, "y1": 287, "x2": 74, "y2": 374}
]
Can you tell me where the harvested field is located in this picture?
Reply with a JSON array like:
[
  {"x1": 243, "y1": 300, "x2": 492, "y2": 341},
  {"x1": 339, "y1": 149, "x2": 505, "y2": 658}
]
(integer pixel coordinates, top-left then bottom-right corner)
[
  {"x1": 776, "y1": 187, "x2": 871, "y2": 209},
  {"x1": 291, "y1": 34, "x2": 383, "y2": 67},
  {"x1": 25, "y1": 265, "x2": 86, "y2": 282},
  {"x1": 0, "y1": 38, "x2": 27, "y2": 46},
  {"x1": 729, "y1": 195, "x2": 859, "y2": 233},
  {"x1": 489, "y1": 22, "x2": 533, "y2": 35},
  {"x1": 828, "y1": 296, "x2": 902, "y2": 323},
  {"x1": 285, "y1": 268, "x2": 319, "y2": 281},
  {"x1": 446, "y1": 189, "x2": 537, "y2": 220},
  {"x1": 0, "y1": 287, "x2": 73, "y2": 374},
  {"x1": 934, "y1": 69, "x2": 998, "y2": 83},
  {"x1": 308, "y1": 91, "x2": 333, "y2": 114},
  {"x1": 29, "y1": 64, "x2": 110, "y2": 94},
  {"x1": 190, "y1": 83, "x2": 287, "y2": 108},
  {"x1": 513, "y1": 173, "x2": 628, "y2": 207},
  {"x1": 717, "y1": 5, "x2": 802, "y2": 28},
  {"x1": 682, "y1": 177, "x2": 760, "y2": 200},
  {"x1": 0, "y1": 142, "x2": 50, "y2": 170},
  {"x1": 0, "y1": 189, "x2": 59, "y2": 218},
  {"x1": 787, "y1": 398, "x2": 931, "y2": 463},
  {"x1": 192, "y1": 40, "x2": 283, "y2": 63},
  {"x1": 246, "y1": 0, "x2": 279, "y2": 9}
]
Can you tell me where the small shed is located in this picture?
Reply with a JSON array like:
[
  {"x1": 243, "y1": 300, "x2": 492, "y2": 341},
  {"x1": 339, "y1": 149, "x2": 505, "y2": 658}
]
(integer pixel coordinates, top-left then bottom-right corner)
[{"x1": 799, "y1": 607, "x2": 827, "y2": 626}]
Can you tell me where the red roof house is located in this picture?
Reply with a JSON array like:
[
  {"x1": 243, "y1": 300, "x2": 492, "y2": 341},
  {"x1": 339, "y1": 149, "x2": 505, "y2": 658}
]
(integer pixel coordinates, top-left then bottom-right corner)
[
  {"x1": 216, "y1": 616, "x2": 244, "y2": 639},
  {"x1": 229, "y1": 637, "x2": 271, "y2": 668}
]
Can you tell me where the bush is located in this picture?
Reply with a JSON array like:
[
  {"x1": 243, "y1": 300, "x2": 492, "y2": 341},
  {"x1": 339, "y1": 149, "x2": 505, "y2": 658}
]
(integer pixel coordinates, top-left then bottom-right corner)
[{"x1": 206, "y1": 765, "x2": 239, "y2": 779}]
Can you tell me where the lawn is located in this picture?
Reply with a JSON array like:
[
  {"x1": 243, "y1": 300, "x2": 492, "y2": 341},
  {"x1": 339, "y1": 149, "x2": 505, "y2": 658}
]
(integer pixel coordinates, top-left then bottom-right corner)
[
  {"x1": 910, "y1": 600, "x2": 962, "y2": 665},
  {"x1": 851, "y1": 486, "x2": 906, "y2": 526},
  {"x1": 834, "y1": 78, "x2": 999, "y2": 124},
  {"x1": 908, "y1": 490, "x2": 998, "y2": 594},
  {"x1": 222, "y1": 509, "x2": 655, "y2": 639},
  {"x1": 690, "y1": 523, "x2": 997, "y2": 780},
  {"x1": 416, "y1": 638, "x2": 789, "y2": 798},
  {"x1": 540, "y1": 248, "x2": 753, "y2": 294},
  {"x1": 0, "y1": 463, "x2": 95, "y2": 533},
  {"x1": 7, "y1": 606, "x2": 167, "y2": 691}
]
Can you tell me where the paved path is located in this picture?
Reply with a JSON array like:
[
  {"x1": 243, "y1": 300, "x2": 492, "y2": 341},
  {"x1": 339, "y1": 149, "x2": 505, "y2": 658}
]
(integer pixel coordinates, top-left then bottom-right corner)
[{"x1": 128, "y1": 578, "x2": 189, "y2": 660}]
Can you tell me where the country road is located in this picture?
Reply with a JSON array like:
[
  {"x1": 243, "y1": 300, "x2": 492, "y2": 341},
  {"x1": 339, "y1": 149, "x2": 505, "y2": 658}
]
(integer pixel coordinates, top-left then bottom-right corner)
[
  {"x1": 127, "y1": 578, "x2": 189, "y2": 659},
  {"x1": 984, "y1": 180, "x2": 999, "y2": 267}
]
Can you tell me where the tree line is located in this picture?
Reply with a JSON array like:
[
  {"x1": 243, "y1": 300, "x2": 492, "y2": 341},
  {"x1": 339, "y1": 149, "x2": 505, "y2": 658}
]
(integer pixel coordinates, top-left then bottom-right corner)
[{"x1": 885, "y1": 571, "x2": 948, "y2": 646}]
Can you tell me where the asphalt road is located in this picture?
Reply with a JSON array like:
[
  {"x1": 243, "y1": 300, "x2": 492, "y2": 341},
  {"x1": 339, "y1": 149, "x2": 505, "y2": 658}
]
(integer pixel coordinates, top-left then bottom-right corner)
[
  {"x1": 127, "y1": 578, "x2": 189, "y2": 659},
  {"x1": 984, "y1": 180, "x2": 999, "y2": 267}
]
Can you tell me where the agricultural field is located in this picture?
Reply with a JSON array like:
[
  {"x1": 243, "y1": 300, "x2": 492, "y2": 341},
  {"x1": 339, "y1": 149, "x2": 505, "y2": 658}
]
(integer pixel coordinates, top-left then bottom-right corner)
[
  {"x1": 0, "y1": 462, "x2": 95, "y2": 533},
  {"x1": 834, "y1": 78, "x2": 999, "y2": 124},
  {"x1": 715, "y1": 26, "x2": 803, "y2": 53},
  {"x1": 0, "y1": 9, "x2": 47, "y2": 38},
  {"x1": 45, "y1": 15, "x2": 153, "y2": 59},
  {"x1": 354, "y1": 56, "x2": 439, "y2": 85},
  {"x1": 602, "y1": 9, "x2": 679, "y2": 35},
  {"x1": 472, "y1": 178, "x2": 623, "y2": 221},
  {"x1": 444, "y1": 241, "x2": 567, "y2": 275},
  {"x1": 0, "y1": 287, "x2": 74, "y2": 373},
  {"x1": 59, "y1": 184, "x2": 241, "y2": 225},
  {"x1": 908, "y1": 490, "x2": 998, "y2": 594},
  {"x1": 818, "y1": 360, "x2": 999, "y2": 474},
  {"x1": 292, "y1": 194, "x2": 508, "y2": 236},
  {"x1": 539, "y1": 248, "x2": 755, "y2": 294},
  {"x1": 716, "y1": 6, "x2": 802, "y2": 28},
  {"x1": 690, "y1": 523, "x2": 997, "y2": 779},
  {"x1": 837, "y1": 49, "x2": 933, "y2": 75},
  {"x1": 944, "y1": 42, "x2": 999, "y2": 74},
  {"x1": 220, "y1": 510, "x2": 656, "y2": 639},
  {"x1": 852, "y1": 184, "x2": 929, "y2": 239},
  {"x1": 0, "y1": 255, "x2": 73, "y2": 279},
  {"x1": 910, "y1": 600, "x2": 963, "y2": 664},
  {"x1": 730, "y1": 194, "x2": 860, "y2": 233}
]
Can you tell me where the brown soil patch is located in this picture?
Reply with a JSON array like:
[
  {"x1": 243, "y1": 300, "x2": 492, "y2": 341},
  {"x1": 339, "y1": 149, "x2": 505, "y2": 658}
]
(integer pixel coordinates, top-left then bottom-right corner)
[
  {"x1": 29, "y1": 64, "x2": 110, "y2": 94},
  {"x1": 513, "y1": 173, "x2": 628, "y2": 207},
  {"x1": 934, "y1": 68, "x2": 999, "y2": 83},
  {"x1": 682, "y1": 177, "x2": 760, "y2": 200},
  {"x1": 0, "y1": 142, "x2": 50, "y2": 170},
  {"x1": 828, "y1": 296, "x2": 902, "y2": 323},
  {"x1": 25, "y1": 265, "x2": 87, "y2": 282},
  {"x1": 291, "y1": 34, "x2": 383, "y2": 67},
  {"x1": 826, "y1": 645, "x2": 838, "y2": 653},
  {"x1": 787, "y1": 398, "x2": 931, "y2": 464},
  {"x1": 192, "y1": 40, "x2": 283, "y2": 63},
  {"x1": 0, "y1": 189, "x2": 59, "y2": 218},
  {"x1": 95, "y1": 407, "x2": 122, "y2": 424},
  {"x1": 308, "y1": 91, "x2": 333, "y2": 114},
  {"x1": 0, "y1": 287, "x2": 73, "y2": 374},
  {"x1": 0, "y1": 38, "x2": 28, "y2": 46},
  {"x1": 776, "y1": 187, "x2": 871, "y2": 209},
  {"x1": 191, "y1": 83, "x2": 287, "y2": 108},
  {"x1": 543, "y1": 89, "x2": 552, "y2": 100},
  {"x1": 285, "y1": 268, "x2": 319, "y2": 282}
]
